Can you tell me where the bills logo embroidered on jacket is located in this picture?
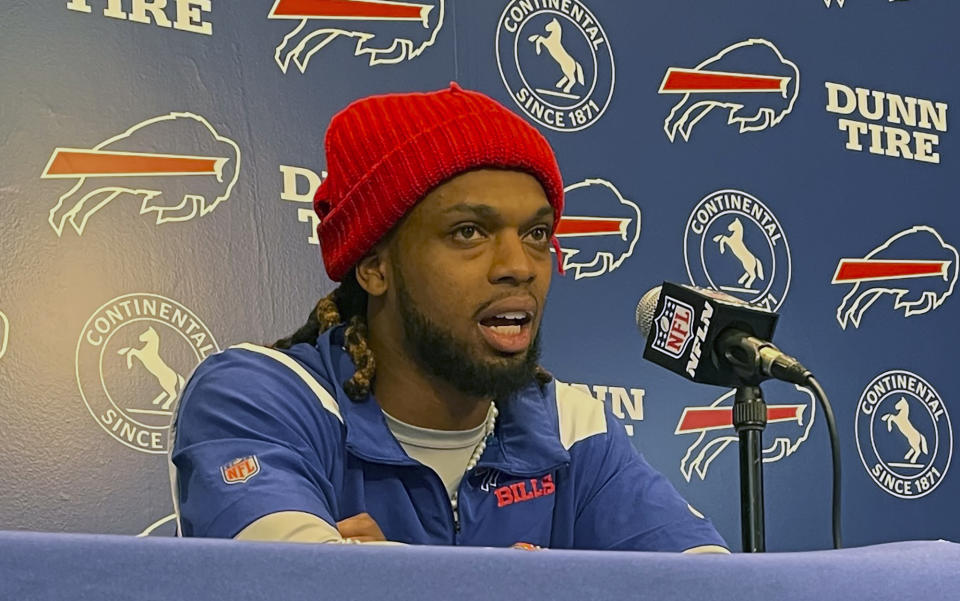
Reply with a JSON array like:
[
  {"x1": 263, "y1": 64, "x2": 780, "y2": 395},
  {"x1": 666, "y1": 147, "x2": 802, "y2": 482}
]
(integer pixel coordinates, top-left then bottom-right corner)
[{"x1": 494, "y1": 475, "x2": 555, "y2": 507}]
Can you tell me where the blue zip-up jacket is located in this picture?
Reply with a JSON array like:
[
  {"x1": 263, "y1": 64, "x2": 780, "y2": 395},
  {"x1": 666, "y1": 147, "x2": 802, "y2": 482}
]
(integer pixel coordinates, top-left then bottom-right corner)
[{"x1": 171, "y1": 325, "x2": 727, "y2": 551}]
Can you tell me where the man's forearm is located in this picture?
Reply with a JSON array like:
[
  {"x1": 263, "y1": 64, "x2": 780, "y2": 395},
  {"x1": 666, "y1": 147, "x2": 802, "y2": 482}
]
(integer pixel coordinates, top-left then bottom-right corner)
[
  {"x1": 234, "y1": 511, "x2": 404, "y2": 545},
  {"x1": 235, "y1": 511, "x2": 344, "y2": 543}
]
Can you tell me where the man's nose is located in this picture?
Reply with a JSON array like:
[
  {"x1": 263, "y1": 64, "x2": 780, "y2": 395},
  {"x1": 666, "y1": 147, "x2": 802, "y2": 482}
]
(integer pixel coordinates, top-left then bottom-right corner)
[{"x1": 488, "y1": 232, "x2": 536, "y2": 285}]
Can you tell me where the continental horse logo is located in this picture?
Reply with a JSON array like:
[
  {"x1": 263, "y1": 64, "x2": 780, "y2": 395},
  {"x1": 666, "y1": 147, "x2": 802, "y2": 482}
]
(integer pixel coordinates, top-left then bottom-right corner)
[
  {"x1": 684, "y1": 189, "x2": 791, "y2": 311},
  {"x1": 882, "y1": 398, "x2": 928, "y2": 464},
  {"x1": 41, "y1": 112, "x2": 240, "y2": 237},
  {"x1": 268, "y1": 0, "x2": 444, "y2": 73},
  {"x1": 118, "y1": 327, "x2": 186, "y2": 412},
  {"x1": 76, "y1": 293, "x2": 218, "y2": 454},
  {"x1": 713, "y1": 218, "x2": 764, "y2": 289},
  {"x1": 496, "y1": 0, "x2": 614, "y2": 133},
  {"x1": 856, "y1": 370, "x2": 952, "y2": 499},
  {"x1": 528, "y1": 18, "x2": 584, "y2": 95}
]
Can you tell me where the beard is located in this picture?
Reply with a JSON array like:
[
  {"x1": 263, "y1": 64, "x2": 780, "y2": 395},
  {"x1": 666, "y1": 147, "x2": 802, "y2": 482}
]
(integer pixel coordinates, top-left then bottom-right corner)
[{"x1": 394, "y1": 272, "x2": 542, "y2": 401}]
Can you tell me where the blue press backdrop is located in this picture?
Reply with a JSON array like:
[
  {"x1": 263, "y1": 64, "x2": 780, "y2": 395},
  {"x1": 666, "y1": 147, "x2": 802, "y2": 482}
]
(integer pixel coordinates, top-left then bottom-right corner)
[{"x1": 0, "y1": 0, "x2": 955, "y2": 550}]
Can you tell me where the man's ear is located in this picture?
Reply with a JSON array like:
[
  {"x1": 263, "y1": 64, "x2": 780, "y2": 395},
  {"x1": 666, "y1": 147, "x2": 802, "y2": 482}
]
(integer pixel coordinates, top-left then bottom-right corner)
[{"x1": 354, "y1": 245, "x2": 389, "y2": 298}]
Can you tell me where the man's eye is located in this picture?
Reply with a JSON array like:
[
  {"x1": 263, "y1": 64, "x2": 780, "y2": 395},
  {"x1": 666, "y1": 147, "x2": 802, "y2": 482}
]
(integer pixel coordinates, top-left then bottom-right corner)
[
  {"x1": 527, "y1": 226, "x2": 550, "y2": 242},
  {"x1": 453, "y1": 225, "x2": 483, "y2": 241}
]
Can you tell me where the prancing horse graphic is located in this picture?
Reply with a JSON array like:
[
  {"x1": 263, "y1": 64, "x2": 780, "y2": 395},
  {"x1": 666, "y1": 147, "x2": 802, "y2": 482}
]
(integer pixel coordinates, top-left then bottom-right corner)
[
  {"x1": 528, "y1": 18, "x2": 584, "y2": 95},
  {"x1": 118, "y1": 327, "x2": 185, "y2": 411},
  {"x1": 881, "y1": 398, "x2": 928, "y2": 464},
  {"x1": 713, "y1": 218, "x2": 764, "y2": 288}
]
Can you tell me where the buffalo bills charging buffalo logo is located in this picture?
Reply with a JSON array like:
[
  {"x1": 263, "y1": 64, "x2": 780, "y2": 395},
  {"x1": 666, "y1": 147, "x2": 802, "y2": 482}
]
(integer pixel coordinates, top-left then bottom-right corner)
[
  {"x1": 552, "y1": 178, "x2": 640, "y2": 280},
  {"x1": 676, "y1": 383, "x2": 815, "y2": 481},
  {"x1": 659, "y1": 39, "x2": 799, "y2": 142},
  {"x1": 832, "y1": 225, "x2": 957, "y2": 329},
  {"x1": 269, "y1": 0, "x2": 444, "y2": 73},
  {"x1": 41, "y1": 112, "x2": 240, "y2": 237}
]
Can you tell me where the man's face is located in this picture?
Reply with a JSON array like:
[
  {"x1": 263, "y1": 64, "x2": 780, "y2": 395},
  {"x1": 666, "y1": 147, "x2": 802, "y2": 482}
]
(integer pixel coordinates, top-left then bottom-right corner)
[{"x1": 385, "y1": 169, "x2": 555, "y2": 399}]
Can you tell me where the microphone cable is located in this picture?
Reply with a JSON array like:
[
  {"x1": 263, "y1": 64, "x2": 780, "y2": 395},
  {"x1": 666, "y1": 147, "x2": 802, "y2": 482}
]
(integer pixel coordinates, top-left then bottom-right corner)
[{"x1": 804, "y1": 374, "x2": 842, "y2": 550}]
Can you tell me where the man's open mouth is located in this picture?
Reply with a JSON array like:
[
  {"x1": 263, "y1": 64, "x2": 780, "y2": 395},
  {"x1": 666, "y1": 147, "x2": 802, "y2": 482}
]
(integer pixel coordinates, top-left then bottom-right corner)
[{"x1": 477, "y1": 311, "x2": 533, "y2": 354}]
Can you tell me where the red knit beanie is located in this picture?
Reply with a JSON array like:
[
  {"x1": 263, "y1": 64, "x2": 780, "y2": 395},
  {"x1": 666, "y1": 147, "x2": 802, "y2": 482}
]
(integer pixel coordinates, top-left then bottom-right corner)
[{"x1": 314, "y1": 82, "x2": 565, "y2": 282}]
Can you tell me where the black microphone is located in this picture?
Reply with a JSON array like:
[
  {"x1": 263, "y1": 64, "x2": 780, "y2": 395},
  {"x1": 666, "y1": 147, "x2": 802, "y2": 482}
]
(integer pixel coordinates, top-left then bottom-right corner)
[{"x1": 635, "y1": 282, "x2": 809, "y2": 386}]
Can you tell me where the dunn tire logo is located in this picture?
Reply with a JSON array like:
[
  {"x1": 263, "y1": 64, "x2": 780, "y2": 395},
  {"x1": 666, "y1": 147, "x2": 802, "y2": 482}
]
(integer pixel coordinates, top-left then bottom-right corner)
[
  {"x1": 76, "y1": 293, "x2": 218, "y2": 454},
  {"x1": 496, "y1": 0, "x2": 614, "y2": 132}
]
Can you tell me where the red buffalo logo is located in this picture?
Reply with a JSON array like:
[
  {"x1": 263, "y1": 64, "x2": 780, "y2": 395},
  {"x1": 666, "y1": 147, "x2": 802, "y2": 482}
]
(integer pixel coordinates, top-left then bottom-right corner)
[
  {"x1": 676, "y1": 384, "x2": 815, "y2": 481},
  {"x1": 832, "y1": 225, "x2": 957, "y2": 329},
  {"x1": 659, "y1": 39, "x2": 799, "y2": 142},
  {"x1": 552, "y1": 178, "x2": 641, "y2": 279},
  {"x1": 269, "y1": 0, "x2": 444, "y2": 73},
  {"x1": 41, "y1": 112, "x2": 240, "y2": 237}
]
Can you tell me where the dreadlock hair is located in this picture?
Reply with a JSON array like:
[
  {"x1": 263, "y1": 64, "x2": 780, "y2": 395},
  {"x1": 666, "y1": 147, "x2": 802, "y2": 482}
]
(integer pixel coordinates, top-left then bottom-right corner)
[
  {"x1": 273, "y1": 270, "x2": 554, "y2": 402},
  {"x1": 273, "y1": 270, "x2": 374, "y2": 400}
]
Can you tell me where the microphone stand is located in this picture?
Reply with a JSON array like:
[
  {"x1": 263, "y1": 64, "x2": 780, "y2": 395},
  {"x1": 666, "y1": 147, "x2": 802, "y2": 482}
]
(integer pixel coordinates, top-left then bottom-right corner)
[
  {"x1": 733, "y1": 384, "x2": 767, "y2": 552},
  {"x1": 719, "y1": 331, "x2": 775, "y2": 552}
]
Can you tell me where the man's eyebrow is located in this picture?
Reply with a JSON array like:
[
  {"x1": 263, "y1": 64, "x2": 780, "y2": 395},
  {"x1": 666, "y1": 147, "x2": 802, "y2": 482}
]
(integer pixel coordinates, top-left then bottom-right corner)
[
  {"x1": 441, "y1": 203, "x2": 500, "y2": 218},
  {"x1": 441, "y1": 203, "x2": 554, "y2": 222},
  {"x1": 530, "y1": 206, "x2": 554, "y2": 220}
]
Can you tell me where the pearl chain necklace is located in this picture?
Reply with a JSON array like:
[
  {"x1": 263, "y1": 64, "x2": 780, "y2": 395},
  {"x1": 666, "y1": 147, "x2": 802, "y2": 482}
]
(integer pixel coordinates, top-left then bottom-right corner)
[{"x1": 450, "y1": 402, "x2": 498, "y2": 531}]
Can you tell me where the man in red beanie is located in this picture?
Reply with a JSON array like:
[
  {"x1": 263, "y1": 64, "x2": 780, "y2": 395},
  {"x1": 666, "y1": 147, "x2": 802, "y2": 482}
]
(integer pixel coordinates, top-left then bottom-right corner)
[{"x1": 170, "y1": 84, "x2": 728, "y2": 552}]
